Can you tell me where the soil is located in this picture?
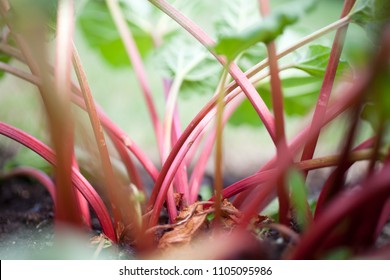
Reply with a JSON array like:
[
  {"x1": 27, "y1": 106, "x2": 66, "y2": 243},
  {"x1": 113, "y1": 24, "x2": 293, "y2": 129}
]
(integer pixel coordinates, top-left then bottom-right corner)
[
  {"x1": 1, "y1": 175, "x2": 389, "y2": 259},
  {"x1": 0, "y1": 177, "x2": 55, "y2": 259}
]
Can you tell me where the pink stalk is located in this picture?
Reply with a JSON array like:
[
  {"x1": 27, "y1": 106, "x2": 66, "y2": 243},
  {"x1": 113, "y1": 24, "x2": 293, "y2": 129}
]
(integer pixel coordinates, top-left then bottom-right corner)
[
  {"x1": 1, "y1": 167, "x2": 56, "y2": 202},
  {"x1": 259, "y1": 0, "x2": 291, "y2": 226},
  {"x1": 164, "y1": 79, "x2": 189, "y2": 206},
  {"x1": 71, "y1": 93, "x2": 159, "y2": 182},
  {"x1": 108, "y1": 131, "x2": 144, "y2": 192},
  {"x1": 55, "y1": 0, "x2": 90, "y2": 227},
  {"x1": 71, "y1": 158, "x2": 91, "y2": 227},
  {"x1": 72, "y1": 89, "x2": 158, "y2": 185},
  {"x1": 171, "y1": 133, "x2": 190, "y2": 206},
  {"x1": 188, "y1": 132, "x2": 214, "y2": 203},
  {"x1": 105, "y1": 0, "x2": 163, "y2": 155},
  {"x1": 0, "y1": 122, "x2": 116, "y2": 241},
  {"x1": 300, "y1": 0, "x2": 356, "y2": 169},
  {"x1": 147, "y1": 103, "x2": 217, "y2": 226},
  {"x1": 161, "y1": 79, "x2": 184, "y2": 220},
  {"x1": 72, "y1": 45, "x2": 131, "y2": 239}
]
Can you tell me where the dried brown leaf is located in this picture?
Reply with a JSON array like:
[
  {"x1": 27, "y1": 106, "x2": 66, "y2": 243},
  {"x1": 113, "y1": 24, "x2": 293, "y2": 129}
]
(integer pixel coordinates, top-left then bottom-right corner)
[{"x1": 158, "y1": 204, "x2": 208, "y2": 249}]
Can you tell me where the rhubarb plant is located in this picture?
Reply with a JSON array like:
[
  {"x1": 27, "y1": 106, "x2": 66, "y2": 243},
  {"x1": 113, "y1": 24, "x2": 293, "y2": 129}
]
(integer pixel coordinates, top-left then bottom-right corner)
[{"x1": 0, "y1": 0, "x2": 389, "y2": 259}]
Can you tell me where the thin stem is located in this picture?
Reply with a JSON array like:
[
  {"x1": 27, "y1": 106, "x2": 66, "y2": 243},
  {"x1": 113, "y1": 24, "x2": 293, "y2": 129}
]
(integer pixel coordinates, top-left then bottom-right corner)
[
  {"x1": 212, "y1": 149, "x2": 374, "y2": 201},
  {"x1": 162, "y1": 76, "x2": 184, "y2": 212},
  {"x1": 188, "y1": 94, "x2": 245, "y2": 203},
  {"x1": 259, "y1": 0, "x2": 291, "y2": 226},
  {"x1": 55, "y1": 0, "x2": 90, "y2": 227},
  {"x1": 214, "y1": 69, "x2": 229, "y2": 224},
  {"x1": 105, "y1": 0, "x2": 163, "y2": 155},
  {"x1": 0, "y1": 61, "x2": 39, "y2": 83},
  {"x1": 72, "y1": 45, "x2": 124, "y2": 238},
  {"x1": 162, "y1": 73, "x2": 185, "y2": 163},
  {"x1": 300, "y1": 0, "x2": 356, "y2": 171},
  {"x1": 108, "y1": 131, "x2": 144, "y2": 192},
  {"x1": 162, "y1": 75, "x2": 185, "y2": 220},
  {"x1": 0, "y1": 42, "x2": 25, "y2": 61}
]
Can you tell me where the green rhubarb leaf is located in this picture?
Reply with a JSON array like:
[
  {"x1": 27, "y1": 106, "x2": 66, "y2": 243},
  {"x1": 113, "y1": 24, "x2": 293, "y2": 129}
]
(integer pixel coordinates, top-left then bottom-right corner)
[
  {"x1": 77, "y1": 0, "x2": 200, "y2": 67},
  {"x1": 122, "y1": 0, "x2": 200, "y2": 37},
  {"x1": 214, "y1": 0, "x2": 267, "y2": 71},
  {"x1": 229, "y1": 96, "x2": 267, "y2": 127},
  {"x1": 214, "y1": 0, "x2": 259, "y2": 36},
  {"x1": 293, "y1": 45, "x2": 350, "y2": 77},
  {"x1": 212, "y1": 0, "x2": 316, "y2": 61},
  {"x1": 350, "y1": 0, "x2": 390, "y2": 39},
  {"x1": 78, "y1": 0, "x2": 154, "y2": 67},
  {"x1": 229, "y1": 75, "x2": 322, "y2": 127},
  {"x1": 154, "y1": 35, "x2": 220, "y2": 97}
]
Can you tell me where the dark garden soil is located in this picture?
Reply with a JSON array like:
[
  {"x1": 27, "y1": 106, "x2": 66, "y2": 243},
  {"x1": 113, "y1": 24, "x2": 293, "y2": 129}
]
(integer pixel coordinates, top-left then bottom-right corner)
[
  {"x1": 0, "y1": 178, "x2": 55, "y2": 259},
  {"x1": 1, "y1": 175, "x2": 389, "y2": 259}
]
